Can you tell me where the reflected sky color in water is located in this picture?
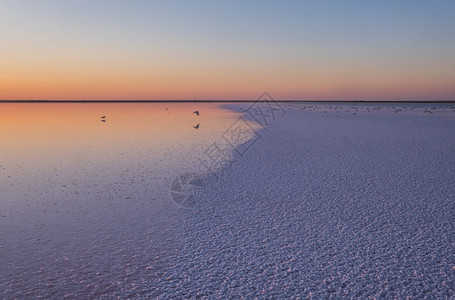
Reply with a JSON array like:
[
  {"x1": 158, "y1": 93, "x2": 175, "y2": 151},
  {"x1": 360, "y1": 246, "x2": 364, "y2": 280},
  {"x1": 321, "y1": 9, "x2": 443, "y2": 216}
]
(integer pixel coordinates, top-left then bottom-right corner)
[
  {"x1": 0, "y1": 103, "x2": 254, "y2": 298},
  {"x1": 1, "y1": 103, "x2": 232, "y2": 166}
]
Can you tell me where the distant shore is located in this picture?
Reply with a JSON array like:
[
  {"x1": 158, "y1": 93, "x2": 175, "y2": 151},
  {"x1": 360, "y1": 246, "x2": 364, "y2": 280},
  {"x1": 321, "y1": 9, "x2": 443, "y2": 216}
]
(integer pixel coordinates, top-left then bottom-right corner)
[{"x1": 1, "y1": 100, "x2": 455, "y2": 103}]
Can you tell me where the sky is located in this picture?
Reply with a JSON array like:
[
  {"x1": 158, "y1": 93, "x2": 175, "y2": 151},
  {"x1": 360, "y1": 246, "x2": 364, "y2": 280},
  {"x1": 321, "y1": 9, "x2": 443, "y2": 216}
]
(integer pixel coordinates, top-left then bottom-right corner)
[{"x1": 0, "y1": 0, "x2": 454, "y2": 101}]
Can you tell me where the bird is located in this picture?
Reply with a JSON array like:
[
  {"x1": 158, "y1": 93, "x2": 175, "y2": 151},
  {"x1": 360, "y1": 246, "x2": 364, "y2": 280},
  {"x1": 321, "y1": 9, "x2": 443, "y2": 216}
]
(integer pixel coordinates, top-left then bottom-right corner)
[
  {"x1": 193, "y1": 123, "x2": 200, "y2": 129},
  {"x1": 193, "y1": 110, "x2": 200, "y2": 116},
  {"x1": 101, "y1": 119, "x2": 106, "y2": 123},
  {"x1": 101, "y1": 116, "x2": 106, "y2": 119}
]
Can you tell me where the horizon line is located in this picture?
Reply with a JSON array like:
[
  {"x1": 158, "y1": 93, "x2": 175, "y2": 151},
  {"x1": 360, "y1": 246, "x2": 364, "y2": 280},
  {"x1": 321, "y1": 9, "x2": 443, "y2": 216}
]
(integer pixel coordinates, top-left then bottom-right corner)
[{"x1": 1, "y1": 100, "x2": 455, "y2": 103}]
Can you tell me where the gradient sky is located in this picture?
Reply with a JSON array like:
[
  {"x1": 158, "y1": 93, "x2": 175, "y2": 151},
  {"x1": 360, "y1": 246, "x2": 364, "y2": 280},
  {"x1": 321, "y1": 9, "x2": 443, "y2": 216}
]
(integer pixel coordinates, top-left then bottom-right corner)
[{"x1": 1, "y1": 0, "x2": 454, "y2": 100}]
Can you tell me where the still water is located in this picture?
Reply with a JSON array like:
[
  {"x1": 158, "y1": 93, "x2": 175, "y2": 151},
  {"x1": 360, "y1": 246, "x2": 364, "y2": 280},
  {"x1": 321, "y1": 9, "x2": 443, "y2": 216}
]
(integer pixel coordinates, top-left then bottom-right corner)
[{"x1": 0, "y1": 103, "x2": 252, "y2": 298}]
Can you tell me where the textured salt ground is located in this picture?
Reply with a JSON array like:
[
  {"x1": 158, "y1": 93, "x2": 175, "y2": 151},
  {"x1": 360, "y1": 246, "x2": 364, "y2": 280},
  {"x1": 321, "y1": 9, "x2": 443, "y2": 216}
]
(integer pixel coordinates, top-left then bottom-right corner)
[
  {"x1": 156, "y1": 104, "x2": 455, "y2": 298},
  {"x1": 1, "y1": 103, "x2": 454, "y2": 298}
]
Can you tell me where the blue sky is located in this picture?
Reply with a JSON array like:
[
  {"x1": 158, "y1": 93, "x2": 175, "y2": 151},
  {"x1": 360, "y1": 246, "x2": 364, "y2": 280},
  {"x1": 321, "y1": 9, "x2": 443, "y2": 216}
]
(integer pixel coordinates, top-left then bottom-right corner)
[{"x1": 1, "y1": 0, "x2": 454, "y2": 100}]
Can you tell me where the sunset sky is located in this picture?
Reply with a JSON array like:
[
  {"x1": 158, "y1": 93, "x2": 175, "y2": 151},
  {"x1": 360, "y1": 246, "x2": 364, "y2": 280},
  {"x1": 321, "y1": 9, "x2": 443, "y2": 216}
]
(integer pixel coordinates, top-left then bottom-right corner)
[{"x1": 1, "y1": 0, "x2": 454, "y2": 101}]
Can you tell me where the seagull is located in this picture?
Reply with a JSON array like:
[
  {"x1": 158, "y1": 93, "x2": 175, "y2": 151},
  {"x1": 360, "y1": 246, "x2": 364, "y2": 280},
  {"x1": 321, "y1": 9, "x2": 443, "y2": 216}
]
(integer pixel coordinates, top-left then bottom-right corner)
[
  {"x1": 193, "y1": 123, "x2": 200, "y2": 129},
  {"x1": 193, "y1": 110, "x2": 200, "y2": 116}
]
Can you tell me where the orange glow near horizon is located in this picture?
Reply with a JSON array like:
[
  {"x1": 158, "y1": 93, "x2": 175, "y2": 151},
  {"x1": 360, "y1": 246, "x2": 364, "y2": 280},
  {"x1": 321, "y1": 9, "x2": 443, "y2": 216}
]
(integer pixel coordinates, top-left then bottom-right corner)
[
  {"x1": 2, "y1": 53, "x2": 454, "y2": 101},
  {"x1": 2, "y1": 67, "x2": 455, "y2": 101},
  {"x1": 1, "y1": 1, "x2": 454, "y2": 101}
]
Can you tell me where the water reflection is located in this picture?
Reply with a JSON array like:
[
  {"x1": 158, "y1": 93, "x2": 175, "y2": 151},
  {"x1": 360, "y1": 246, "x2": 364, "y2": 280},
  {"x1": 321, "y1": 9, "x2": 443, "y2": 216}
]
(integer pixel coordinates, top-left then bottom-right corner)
[{"x1": 0, "y1": 103, "x2": 251, "y2": 298}]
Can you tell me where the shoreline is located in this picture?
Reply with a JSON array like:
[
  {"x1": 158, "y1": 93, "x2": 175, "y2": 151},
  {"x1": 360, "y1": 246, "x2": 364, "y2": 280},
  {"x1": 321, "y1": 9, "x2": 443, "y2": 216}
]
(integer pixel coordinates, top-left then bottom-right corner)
[{"x1": 158, "y1": 103, "x2": 455, "y2": 298}]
